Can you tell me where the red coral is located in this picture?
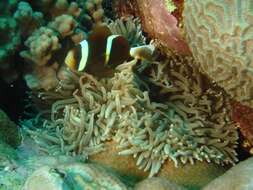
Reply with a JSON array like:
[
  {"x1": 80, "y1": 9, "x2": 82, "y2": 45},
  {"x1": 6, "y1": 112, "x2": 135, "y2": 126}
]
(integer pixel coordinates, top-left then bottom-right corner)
[
  {"x1": 136, "y1": 0, "x2": 190, "y2": 55},
  {"x1": 231, "y1": 101, "x2": 253, "y2": 146}
]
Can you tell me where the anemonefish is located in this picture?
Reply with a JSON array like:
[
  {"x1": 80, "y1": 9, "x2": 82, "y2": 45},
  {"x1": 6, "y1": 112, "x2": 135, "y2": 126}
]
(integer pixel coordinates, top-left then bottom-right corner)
[{"x1": 64, "y1": 24, "x2": 155, "y2": 78}]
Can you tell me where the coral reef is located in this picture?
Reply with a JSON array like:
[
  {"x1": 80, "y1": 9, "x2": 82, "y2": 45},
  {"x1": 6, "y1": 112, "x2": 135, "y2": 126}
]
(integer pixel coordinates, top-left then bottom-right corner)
[
  {"x1": 23, "y1": 163, "x2": 128, "y2": 190},
  {"x1": 183, "y1": 0, "x2": 253, "y2": 108},
  {"x1": 203, "y1": 157, "x2": 253, "y2": 190},
  {"x1": 1, "y1": 0, "x2": 250, "y2": 189},
  {"x1": 0, "y1": 109, "x2": 21, "y2": 147}
]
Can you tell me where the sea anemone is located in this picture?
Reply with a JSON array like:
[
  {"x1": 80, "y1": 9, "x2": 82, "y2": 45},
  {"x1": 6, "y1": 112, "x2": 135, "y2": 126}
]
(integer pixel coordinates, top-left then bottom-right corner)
[
  {"x1": 108, "y1": 16, "x2": 146, "y2": 47},
  {"x1": 23, "y1": 58, "x2": 238, "y2": 177}
]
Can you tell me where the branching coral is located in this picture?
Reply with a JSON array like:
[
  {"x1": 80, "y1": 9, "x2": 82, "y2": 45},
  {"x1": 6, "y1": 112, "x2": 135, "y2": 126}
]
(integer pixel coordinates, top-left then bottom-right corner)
[
  {"x1": 20, "y1": 14, "x2": 85, "y2": 90},
  {"x1": 0, "y1": 17, "x2": 21, "y2": 83},
  {"x1": 21, "y1": 27, "x2": 61, "y2": 66},
  {"x1": 14, "y1": 1, "x2": 44, "y2": 37},
  {"x1": 0, "y1": 0, "x2": 85, "y2": 88},
  {"x1": 77, "y1": 0, "x2": 105, "y2": 30},
  {"x1": 28, "y1": 0, "x2": 81, "y2": 19},
  {"x1": 183, "y1": 0, "x2": 253, "y2": 108}
]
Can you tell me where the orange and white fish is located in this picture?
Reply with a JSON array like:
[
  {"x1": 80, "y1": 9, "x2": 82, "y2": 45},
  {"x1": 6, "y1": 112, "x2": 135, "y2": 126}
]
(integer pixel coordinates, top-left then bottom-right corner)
[{"x1": 64, "y1": 25, "x2": 155, "y2": 78}]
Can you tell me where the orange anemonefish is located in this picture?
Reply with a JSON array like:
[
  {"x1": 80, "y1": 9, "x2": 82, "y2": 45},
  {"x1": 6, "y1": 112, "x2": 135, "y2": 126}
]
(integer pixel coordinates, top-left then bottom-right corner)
[{"x1": 64, "y1": 24, "x2": 155, "y2": 78}]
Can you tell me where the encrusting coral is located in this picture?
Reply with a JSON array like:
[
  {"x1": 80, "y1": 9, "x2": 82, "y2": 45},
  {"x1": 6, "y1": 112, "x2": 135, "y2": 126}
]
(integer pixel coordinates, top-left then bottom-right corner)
[{"x1": 183, "y1": 0, "x2": 253, "y2": 108}]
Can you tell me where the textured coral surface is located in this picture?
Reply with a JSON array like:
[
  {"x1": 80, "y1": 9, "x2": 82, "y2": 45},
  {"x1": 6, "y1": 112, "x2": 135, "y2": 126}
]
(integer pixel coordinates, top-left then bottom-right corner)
[{"x1": 183, "y1": 0, "x2": 253, "y2": 108}]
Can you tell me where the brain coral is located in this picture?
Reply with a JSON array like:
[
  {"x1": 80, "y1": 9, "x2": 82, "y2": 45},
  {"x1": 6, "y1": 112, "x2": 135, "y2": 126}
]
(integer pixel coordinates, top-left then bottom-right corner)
[{"x1": 183, "y1": 0, "x2": 253, "y2": 108}]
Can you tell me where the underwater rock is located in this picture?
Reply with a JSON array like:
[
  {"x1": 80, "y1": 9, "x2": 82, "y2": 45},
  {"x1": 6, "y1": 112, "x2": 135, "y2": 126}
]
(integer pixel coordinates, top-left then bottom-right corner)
[
  {"x1": 23, "y1": 163, "x2": 128, "y2": 190},
  {"x1": 203, "y1": 157, "x2": 253, "y2": 190},
  {"x1": 0, "y1": 139, "x2": 18, "y2": 163},
  {"x1": 0, "y1": 109, "x2": 21, "y2": 147},
  {"x1": 134, "y1": 177, "x2": 187, "y2": 190},
  {"x1": 90, "y1": 140, "x2": 228, "y2": 190},
  {"x1": 183, "y1": 0, "x2": 253, "y2": 108},
  {"x1": 0, "y1": 153, "x2": 86, "y2": 190},
  {"x1": 0, "y1": 140, "x2": 22, "y2": 190}
]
